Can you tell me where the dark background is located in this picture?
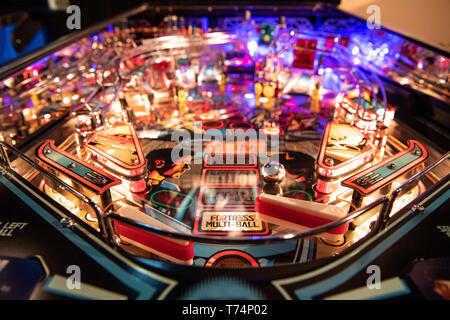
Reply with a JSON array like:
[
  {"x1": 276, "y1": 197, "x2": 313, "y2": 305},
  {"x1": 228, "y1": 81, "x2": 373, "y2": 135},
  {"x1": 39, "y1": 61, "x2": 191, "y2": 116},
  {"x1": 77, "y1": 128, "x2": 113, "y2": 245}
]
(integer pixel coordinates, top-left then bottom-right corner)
[{"x1": 0, "y1": 0, "x2": 146, "y2": 65}]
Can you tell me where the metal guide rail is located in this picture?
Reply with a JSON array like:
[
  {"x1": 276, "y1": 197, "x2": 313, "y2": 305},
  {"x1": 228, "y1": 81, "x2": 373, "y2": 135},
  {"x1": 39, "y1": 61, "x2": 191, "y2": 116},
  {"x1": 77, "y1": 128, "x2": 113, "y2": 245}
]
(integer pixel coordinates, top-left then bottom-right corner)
[{"x1": 0, "y1": 140, "x2": 448, "y2": 247}]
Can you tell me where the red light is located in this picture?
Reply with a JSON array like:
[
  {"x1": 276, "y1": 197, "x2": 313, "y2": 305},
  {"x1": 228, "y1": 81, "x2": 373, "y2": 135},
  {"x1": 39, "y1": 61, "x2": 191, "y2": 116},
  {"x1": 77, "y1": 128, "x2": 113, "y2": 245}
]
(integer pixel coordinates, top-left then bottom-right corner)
[
  {"x1": 129, "y1": 179, "x2": 146, "y2": 193},
  {"x1": 316, "y1": 179, "x2": 333, "y2": 194},
  {"x1": 284, "y1": 100, "x2": 296, "y2": 107}
]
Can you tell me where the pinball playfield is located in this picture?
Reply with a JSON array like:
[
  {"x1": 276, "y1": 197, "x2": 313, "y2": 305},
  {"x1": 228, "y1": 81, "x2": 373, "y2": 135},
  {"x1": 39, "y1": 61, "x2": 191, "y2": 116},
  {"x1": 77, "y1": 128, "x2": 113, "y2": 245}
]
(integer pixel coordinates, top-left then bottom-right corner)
[{"x1": 0, "y1": 4, "x2": 449, "y2": 300}]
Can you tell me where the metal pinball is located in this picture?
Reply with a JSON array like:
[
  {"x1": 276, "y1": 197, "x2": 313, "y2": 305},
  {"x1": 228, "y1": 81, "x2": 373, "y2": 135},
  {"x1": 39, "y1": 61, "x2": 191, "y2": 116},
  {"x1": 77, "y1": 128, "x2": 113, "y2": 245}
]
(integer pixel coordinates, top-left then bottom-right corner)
[{"x1": 0, "y1": 3, "x2": 449, "y2": 300}]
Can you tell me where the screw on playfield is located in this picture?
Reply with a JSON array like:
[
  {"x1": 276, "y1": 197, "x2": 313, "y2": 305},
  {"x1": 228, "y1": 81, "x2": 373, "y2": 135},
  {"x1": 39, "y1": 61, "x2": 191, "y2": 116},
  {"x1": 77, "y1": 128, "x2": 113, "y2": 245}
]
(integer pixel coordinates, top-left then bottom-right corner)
[{"x1": 411, "y1": 204, "x2": 425, "y2": 215}]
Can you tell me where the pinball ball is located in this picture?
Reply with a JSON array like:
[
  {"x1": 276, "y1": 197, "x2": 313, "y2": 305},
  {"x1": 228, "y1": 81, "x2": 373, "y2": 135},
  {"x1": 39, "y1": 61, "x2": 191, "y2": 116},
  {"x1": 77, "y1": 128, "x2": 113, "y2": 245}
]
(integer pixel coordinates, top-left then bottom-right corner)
[{"x1": 262, "y1": 161, "x2": 286, "y2": 184}]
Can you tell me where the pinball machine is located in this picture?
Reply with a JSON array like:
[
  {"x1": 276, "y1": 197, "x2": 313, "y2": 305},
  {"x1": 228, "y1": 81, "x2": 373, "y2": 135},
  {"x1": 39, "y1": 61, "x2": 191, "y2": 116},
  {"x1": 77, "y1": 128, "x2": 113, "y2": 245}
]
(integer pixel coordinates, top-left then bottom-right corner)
[{"x1": 0, "y1": 3, "x2": 449, "y2": 301}]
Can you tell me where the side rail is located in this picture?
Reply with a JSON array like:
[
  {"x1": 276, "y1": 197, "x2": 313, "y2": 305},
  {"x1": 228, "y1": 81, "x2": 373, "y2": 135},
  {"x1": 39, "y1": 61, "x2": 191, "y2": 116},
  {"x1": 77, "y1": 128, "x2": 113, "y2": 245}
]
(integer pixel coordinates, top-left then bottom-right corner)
[
  {"x1": 376, "y1": 150, "x2": 450, "y2": 231},
  {"x1": 0, "y1": 140, "x2": 448, "y2": 247},
  {"x1": 104, "y1": 196, "x2": 389, "y2": 245},
  {"x1": 0, "y1": 141, "x2": 107, "y2": 238}
]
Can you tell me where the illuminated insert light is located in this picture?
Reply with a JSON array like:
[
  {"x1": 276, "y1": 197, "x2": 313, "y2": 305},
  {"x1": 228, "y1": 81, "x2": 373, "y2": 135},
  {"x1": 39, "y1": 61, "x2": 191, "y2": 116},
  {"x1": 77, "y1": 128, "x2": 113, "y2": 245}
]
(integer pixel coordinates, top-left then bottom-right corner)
[
  {"x1": 111, "y1": 100, "x2": 122, "y2": 113},
  {"x1": 133, "y1": 94, "x2": 144, "y2": 105},
  {"x1": 259, "y1": 97, "x2": 269, "y2": 103},
  {"x1": 247, "y1": 40, "x2": 258, "y2": 53},
  {"x1": 400, "y1": 77, "x2": 409, "y2": 85},
  {"x1": 186, "y1": 69, "x2": 195, "y2": 80},
  {"x1": 199, "y1": 112, "x2": 216, "y2": 120},
  {"x1": 262, "y1": 127, "x2": 281, "y2": 136}
]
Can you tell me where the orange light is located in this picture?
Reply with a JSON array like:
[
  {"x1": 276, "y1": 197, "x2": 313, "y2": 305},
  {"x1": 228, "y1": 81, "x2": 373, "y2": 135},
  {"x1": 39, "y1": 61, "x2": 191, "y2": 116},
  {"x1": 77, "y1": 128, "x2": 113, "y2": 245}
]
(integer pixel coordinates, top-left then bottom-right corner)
[
  {"x1": 199, "y1": 112, "x2": 215, "y2": 120},
  {"x1": 262, "y1": 127, "x2": 282, "y2": 136}
]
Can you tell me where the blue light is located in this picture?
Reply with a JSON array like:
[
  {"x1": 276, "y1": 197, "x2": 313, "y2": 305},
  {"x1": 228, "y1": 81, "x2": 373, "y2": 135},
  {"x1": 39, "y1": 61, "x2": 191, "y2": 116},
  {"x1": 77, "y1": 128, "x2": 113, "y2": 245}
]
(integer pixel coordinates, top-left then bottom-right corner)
[
  {"x1": 205, "y1": 65, "x2": 214, "y2": 76},
  {"x1": 224, "y1": 43, "x2": 234, "y2": 53}
]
